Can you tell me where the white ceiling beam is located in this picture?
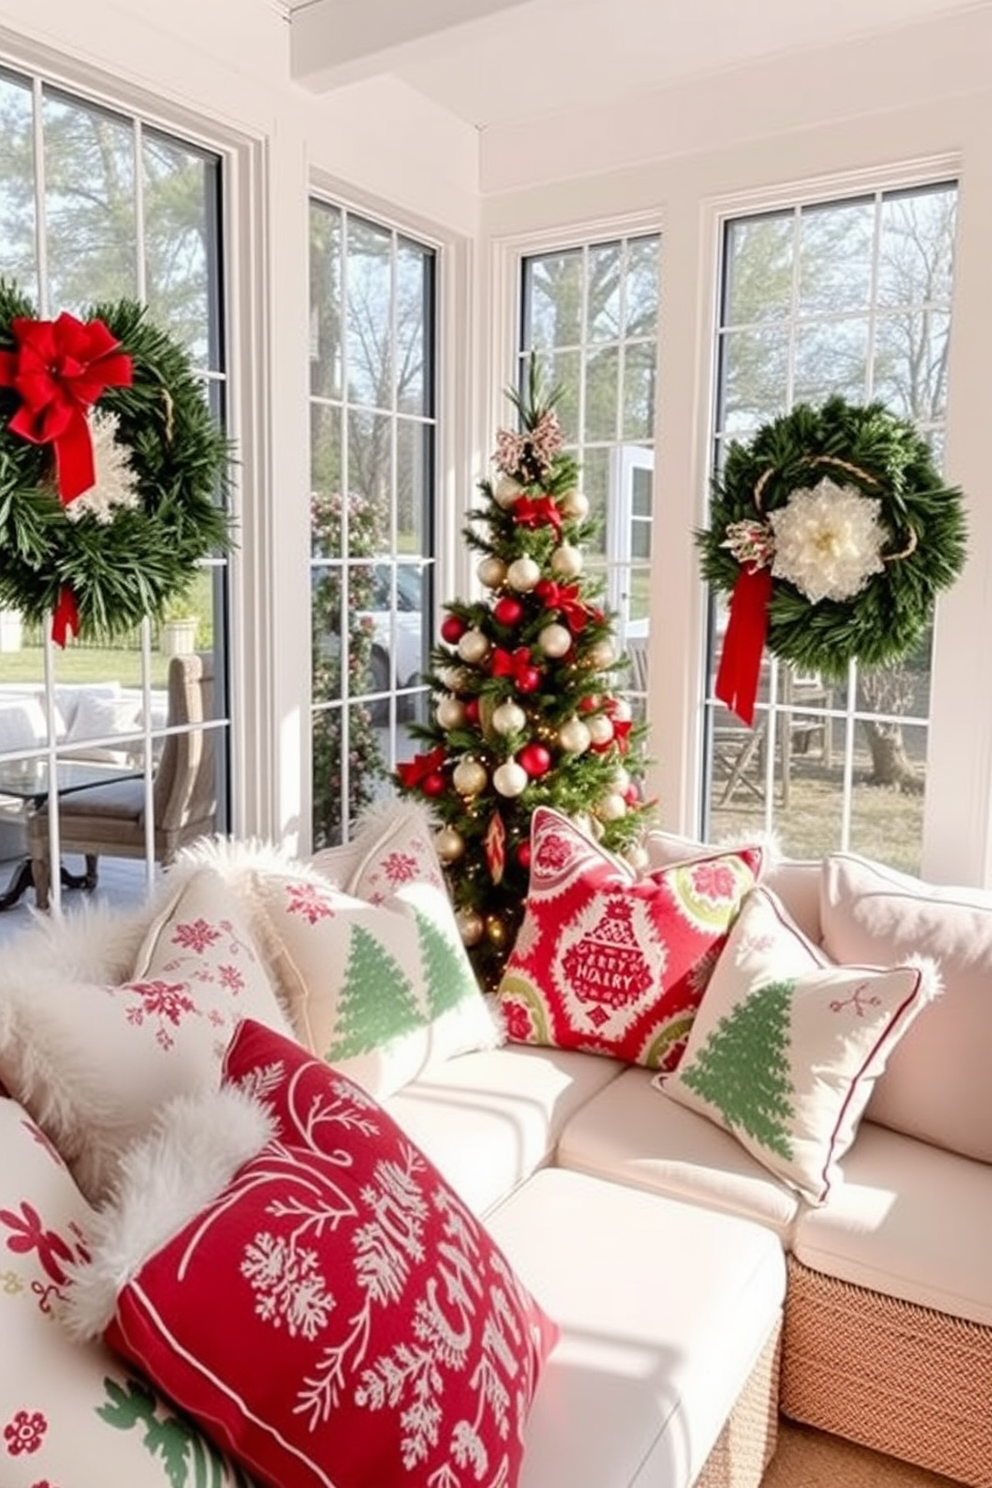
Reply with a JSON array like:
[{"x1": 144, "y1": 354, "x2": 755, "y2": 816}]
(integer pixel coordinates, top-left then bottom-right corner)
[{"x1": 290, "y1": 0, "x2": 538, "y2": 92}]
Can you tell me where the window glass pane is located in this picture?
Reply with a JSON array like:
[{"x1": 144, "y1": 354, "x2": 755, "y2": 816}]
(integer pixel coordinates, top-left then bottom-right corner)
[
  {"x1": 719, "y1": 325, "x2": 789, "y2": 436},
  {"x1": 396, "y1": 417, "x2": 429, "y2": 555},
  {"x1": 873, "y1": 309, "x2": 951, "y2": 422},
  {"x1": 310, "y1": 202, "x2": 343, "y2": 399},
  {"x1": 724, "y1": 213, "x2": 793, "y2": 325},
  {"x1": 798, "y1": 198, "x2": 873, "y2": 315},
  {"x1": 523, "y1": 248, "x2": 583, "y2": 349},
  {"x1": 0, "y1": 71, "x2": 37, "y2": 299},
  {"x1": 396, "y1": 238, "x2": 430, "y2": 416},
  {"x1": 793, "y1": 318, "x2": 869, "y2": 406},
  {"x1": 878, "y1": 186, "x2": 956, "y2": 308},
  {"x1": 623, "y1": 343, "x2": 657, "y2": 441},
  {"x1": 43, "y1": 91, "x2": 137, "y2": 309},
  {"x1": 585, "y1": 345, "x2": 619, "y2": 442},
  {"x1": 587, "y1": 240, "x2": 622, "y2": 341},
  {"x1": 346, "y1": 217, "x2": 391, "y2": 408},
  {"x1": 143, "y1": 131, "x2": 215, "y2": 366},
  {"x1": 626, "y1": 236, "x2": 660, "y2": 333}
]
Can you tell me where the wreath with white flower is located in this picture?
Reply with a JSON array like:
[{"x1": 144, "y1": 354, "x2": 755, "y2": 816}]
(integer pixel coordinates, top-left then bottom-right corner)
[
  {"x1": 697, "y1": 397, "x2": 967, "y2": 723},
  {"x1": 0, "y1": 279, "x2": 232, "y2": 644}
]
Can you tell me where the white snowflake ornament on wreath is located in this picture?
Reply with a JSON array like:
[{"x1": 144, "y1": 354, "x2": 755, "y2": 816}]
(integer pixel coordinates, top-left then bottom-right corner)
[
  {"x1": 768, "y1": 476, "x2": 887, "y2": 604},
  {"x1": 64, "y1": 409, "x2": 140, "y2": 525}
]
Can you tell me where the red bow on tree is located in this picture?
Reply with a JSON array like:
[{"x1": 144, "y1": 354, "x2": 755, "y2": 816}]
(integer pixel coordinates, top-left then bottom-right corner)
[
  {"x1": 491, "y1": 645, "x2": 536, "y2": 686},
  {"x1": 396, "y1": 746, "x2": 447, "y2": 790},
  {"x1": 512, "y1": 494, "x2": 562, "y2": 538},
  {"x1": 0, "y1": 312, "x2": 133, "y2": 503},
  {"x1": 534, "y1": 578, "x2": 601, "y2": 633}
]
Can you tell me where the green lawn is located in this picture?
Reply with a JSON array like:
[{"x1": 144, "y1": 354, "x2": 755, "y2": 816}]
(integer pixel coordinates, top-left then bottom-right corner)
[{"x1": 1, "y1": 645, "x2": 172, "y2": 688}]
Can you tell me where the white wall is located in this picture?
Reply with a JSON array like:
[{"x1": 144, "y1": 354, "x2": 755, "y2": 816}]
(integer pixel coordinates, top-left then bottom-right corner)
[{"x1": 480, "y1": 6, "x2": 992, "y2": 884}]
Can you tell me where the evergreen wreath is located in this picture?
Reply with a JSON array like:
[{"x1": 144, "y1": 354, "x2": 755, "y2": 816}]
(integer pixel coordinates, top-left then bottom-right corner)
[
  {"x1": 0, "y1": 279, "x2": 232, "y2": 643},
  {"x1": 698, "y1": 396, "x2": 967, "y2": 722}
]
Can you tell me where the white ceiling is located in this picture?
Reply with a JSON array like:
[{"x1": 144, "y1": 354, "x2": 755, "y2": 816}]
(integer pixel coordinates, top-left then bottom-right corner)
[{"x1": 286, "y1": 0, "x2": 983, "y2": 130}]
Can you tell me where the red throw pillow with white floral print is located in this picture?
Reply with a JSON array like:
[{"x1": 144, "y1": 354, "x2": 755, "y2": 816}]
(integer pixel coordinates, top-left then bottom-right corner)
[
  {"x1": 65, "y1": 1020, "x2": 558, "y2": 1488},
  {"x1": 496, "y1": 808, "x2": 763, "y2": 1070}
]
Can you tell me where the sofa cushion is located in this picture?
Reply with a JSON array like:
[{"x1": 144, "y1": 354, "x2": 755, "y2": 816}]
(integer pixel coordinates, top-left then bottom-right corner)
[
  {"x1": 0, "y1": 867, "x2": 292, "y2": 1200},
  {"x1": 0, "y1": 1094, "x2": 248, "y2": 1488},
  {"x1": 497, "y1": 806, "x2": 762, "y2": 1071},
  {"x1": 556, "y1": 1065, "x2": 801, "y2": 1241},
  {"x1": 792, "y1": 1119, "x2": 992, "y2": 1327},
  {"x1": 257, "y1": 803, "x2": 500, "y2": 1099},
  {"x1": 385, "y1": 1043, "x2": 625, "y2": 1215},
  {"x1": 644, "y1": 828, "x2": 822, "y2": 943},
  {"x1": 485, "y1": 1167, "x2": 786, "y2": 1488},
  {"x1": 821, "y1": 851, "x2": 992, "y2": 1162},
  {"x1": 661, "y1": 887, "x2": 938, "y2": 1204},
  {"x1": 66, "y1": 1019, "x2": 557, "y2": 1488}
]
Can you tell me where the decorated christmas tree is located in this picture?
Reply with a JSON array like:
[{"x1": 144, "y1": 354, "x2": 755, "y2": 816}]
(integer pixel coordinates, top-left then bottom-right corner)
[{"x1": 396, "y1": 359, "x2": 654, "y2": 990}]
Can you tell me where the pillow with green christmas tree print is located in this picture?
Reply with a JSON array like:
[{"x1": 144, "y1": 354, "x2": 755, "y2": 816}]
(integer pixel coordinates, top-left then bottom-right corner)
[
  {"x1": 252, "y1": 840, "x2": 500, "y2": 1101},
  {"x1": 658, "y1": 886, "x2": 940, "y2": 1204}
]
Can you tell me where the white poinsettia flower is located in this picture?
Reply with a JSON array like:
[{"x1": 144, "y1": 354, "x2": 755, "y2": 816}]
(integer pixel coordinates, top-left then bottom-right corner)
[
  {"x1": 768, "y1": 476, "x2": 887, "y2": 604},
  {"x1": 65, "y1": 409, "x2": 140, "y2": 524}
]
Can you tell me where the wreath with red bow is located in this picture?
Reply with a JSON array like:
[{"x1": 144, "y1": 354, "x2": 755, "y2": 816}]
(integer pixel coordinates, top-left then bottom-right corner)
[{"x1": 0, "y1": 279, "x2": 232, "y2": 643}]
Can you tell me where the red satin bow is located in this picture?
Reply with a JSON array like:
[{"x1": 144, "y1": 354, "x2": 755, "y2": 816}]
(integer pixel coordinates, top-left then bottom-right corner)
[
  {"x1": 396, "y1": 746, "x2": 447, "y2": 790},
  {"x1": 714, "y1": 567, "x2": 774, "y2": 726},
  {"x1": 512, "y1": 494, "x2": 562, "y2": 538},
  {"x1": 491, "y1": 645, "x2": 536, "y2": 686},
  {"x1": 51, "y1": 586, "x2": 80, "y2": 648},
  {"x1": 534, "y1": 579, "x2": 600, "y2": 633},
  {"x1": 0, "y1": 312, "x2": 133, "y2": 503}
]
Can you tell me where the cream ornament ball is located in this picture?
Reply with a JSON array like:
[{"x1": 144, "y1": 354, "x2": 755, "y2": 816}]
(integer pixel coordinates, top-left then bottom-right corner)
[
  {"x1": 586, "y1": 713, "x2": 615, "y2": 747},
  {"x1": 506, "y1": 555, "x2": 542, "y2": 592},
  {"x1": 538, "y1": 622, "x2": 572, "y2": 658},
  {"x1": 457, "y1": 628, "x2": 491, "y2": 665},
  {"x1": 440, "y1": 665, "x2": 468, "y2": 692},
  {"x1": 558, "y1": 717, "x2": 592, "y2": 754},
  {"x1": 597, "y1": 792, "x2": 628, "y2": 822},
  {"x1": 585, "y1": 637, "x2": 616, "y2": 670},
  {"x1": 435, "y1": 825, "x2": 466, "y2": 862},
  {"x1": 491, "y1": 699, "x2": 527, "y2": 736},
  {"x1": 452, "y1": 756, "x2": 488, "y2": 796},
  {"x1": 492, "y1": 759, "x2": 529, "y2": 797},
  {"x1": 477, "y1": 555, "x2": 507, "y2": 589},
  {"x1": 560, "y1": 490, "x2": 589, "y2": 520},
  {"x1": 625, "y1": 843, "x2": 650, "y2": 872},
  {"x1": 550, "y1": 543, "x2": 583, "y2": 580},
  {"x1": 435, "y1": 694, "x2": 466, "y2": 730},
  {"x1": 493, "y1": 474, "x2": 524, "y2": 509}
]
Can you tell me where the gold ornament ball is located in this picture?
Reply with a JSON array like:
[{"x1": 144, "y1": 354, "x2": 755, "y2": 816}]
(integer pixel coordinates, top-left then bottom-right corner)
[
  {"x1": 597, "y1": 791, "x2": 628, "y2": 822},
  {"x1": 506, "y1": 555, "x2": 542, "y2": 592},
  {"x1": 493, "y1": 759, "x2": 529, "y2": 797},
  {"x1": 485, "y1": 914, "x2": 508, "y2": 947},
  {"x1": 493, "y1": 474, "x2": 524, "y2": 509},
  {"x1": 457, "y1": 628, "x2": 491, "y2": 665},
  {"x1": 435, "y1": 825, "x2": 466, "y2": 861},
  {"x1": 550, "y1": 543, "x2": 583, "y2": 579},
  {"x1": 457, "y1": 907, "x2": 485, "y2": 946},
  {"x1": 558, "y1": 717, "x2": 592, "y2": 753},
  {"x1": 492, "y1": 699, "x2": 527, "y2": 735},
  {"x1": 440, "y1": 665, "x2": 468, "y2": 691},
  {"x1": 586, "y1": 713, "x2": 615, "y2": 747},
  {"x1": 436, "y1": 694, "x2": 466, "y2": 730},
  {"x1": 538, "y1": 621, "x2": 572, "y2": 658},
  {"x1": 585, "y1": 637, "x2": 616, "y2": 670},
  {"x1": 560, "y1": 490, "x2": 590, "y2": 520},
  {"x1": 452, "y1": 755, "x2": 488, "y2": 796},
  {"x1": 477, "y1": 555, "x2": 507, "y2": 589}
]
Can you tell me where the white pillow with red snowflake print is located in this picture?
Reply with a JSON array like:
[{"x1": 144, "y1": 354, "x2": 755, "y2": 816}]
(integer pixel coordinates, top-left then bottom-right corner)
[
  {"x1": 659, "y1": 886, "x2": 940, "y2": 1204},
  {"x1": 496, "y1": 807, "x2": 764, "y2": 1071},
  {"x1": 63, "y1": 1019, "x2": 557, "y2": 1488},
  {"x1": 256, "y1": 801, "x2": 501, "y2": 1099},
  {"x1": 0, "y1": 868, "x2": 294, "y2": 1201},
  {"x1": 0, "y1": 1093, "x2": 252, "y2": 1488}
]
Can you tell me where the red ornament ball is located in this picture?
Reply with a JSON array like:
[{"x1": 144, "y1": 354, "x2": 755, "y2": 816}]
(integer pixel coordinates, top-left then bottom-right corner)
[
  {"x1": 493, "y1": 596, "x2": 524, "y2": 628},
  {"x1": 517, "y1": 666, "x2": 542, "y2": 694},
  {"x1": 624, "y1": 782, "x2": 641, "y2": 805},
  {"x1": 421, "y1": 771, "x2": 447, "y2": 797},
  {"x1": 517, "y1": 742, "x2": 552, "y2": 777},
  {"x1": 578, "y1": 694, "x2": 600, "y2": 713},
  {"x1": 516, "y1": 841, "x2": 532, "y2": 869},
  {"x1": 440, "y1": 615, "x2": 465, "y2": 644},
  {"x1": 464, "y1": 697, "x2": 480, "y2": 724}
]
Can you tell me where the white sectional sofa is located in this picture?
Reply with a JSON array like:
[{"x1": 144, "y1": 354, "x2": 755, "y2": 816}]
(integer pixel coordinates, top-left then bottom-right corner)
[{"x1": 0, "y1": 806, "x2": 989, "y2": 1488}]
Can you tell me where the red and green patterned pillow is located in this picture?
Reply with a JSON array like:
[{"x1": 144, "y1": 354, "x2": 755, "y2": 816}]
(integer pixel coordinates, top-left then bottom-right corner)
[
  {"x1": 496, "y1": 808, "x2": 762, "y2": 1070},
  {"x1": 64, "y1": 1019, "x2": 557, "y2": 1488}
]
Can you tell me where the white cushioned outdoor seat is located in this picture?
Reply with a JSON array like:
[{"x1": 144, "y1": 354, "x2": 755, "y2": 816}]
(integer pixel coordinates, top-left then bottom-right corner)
[
  {"x1": 793, "y1": 1119, "x2": 992, "y2": 1325},
  {"x1": 486, "y1": 1167, "x2": 787, "y2": 1488},
  {"x1": 384, "y1": 1042, "x2": 624, "y2": 1215},
  {"x1": 556, "y1": 1065, "x2": 801, "y2": 1241}
]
